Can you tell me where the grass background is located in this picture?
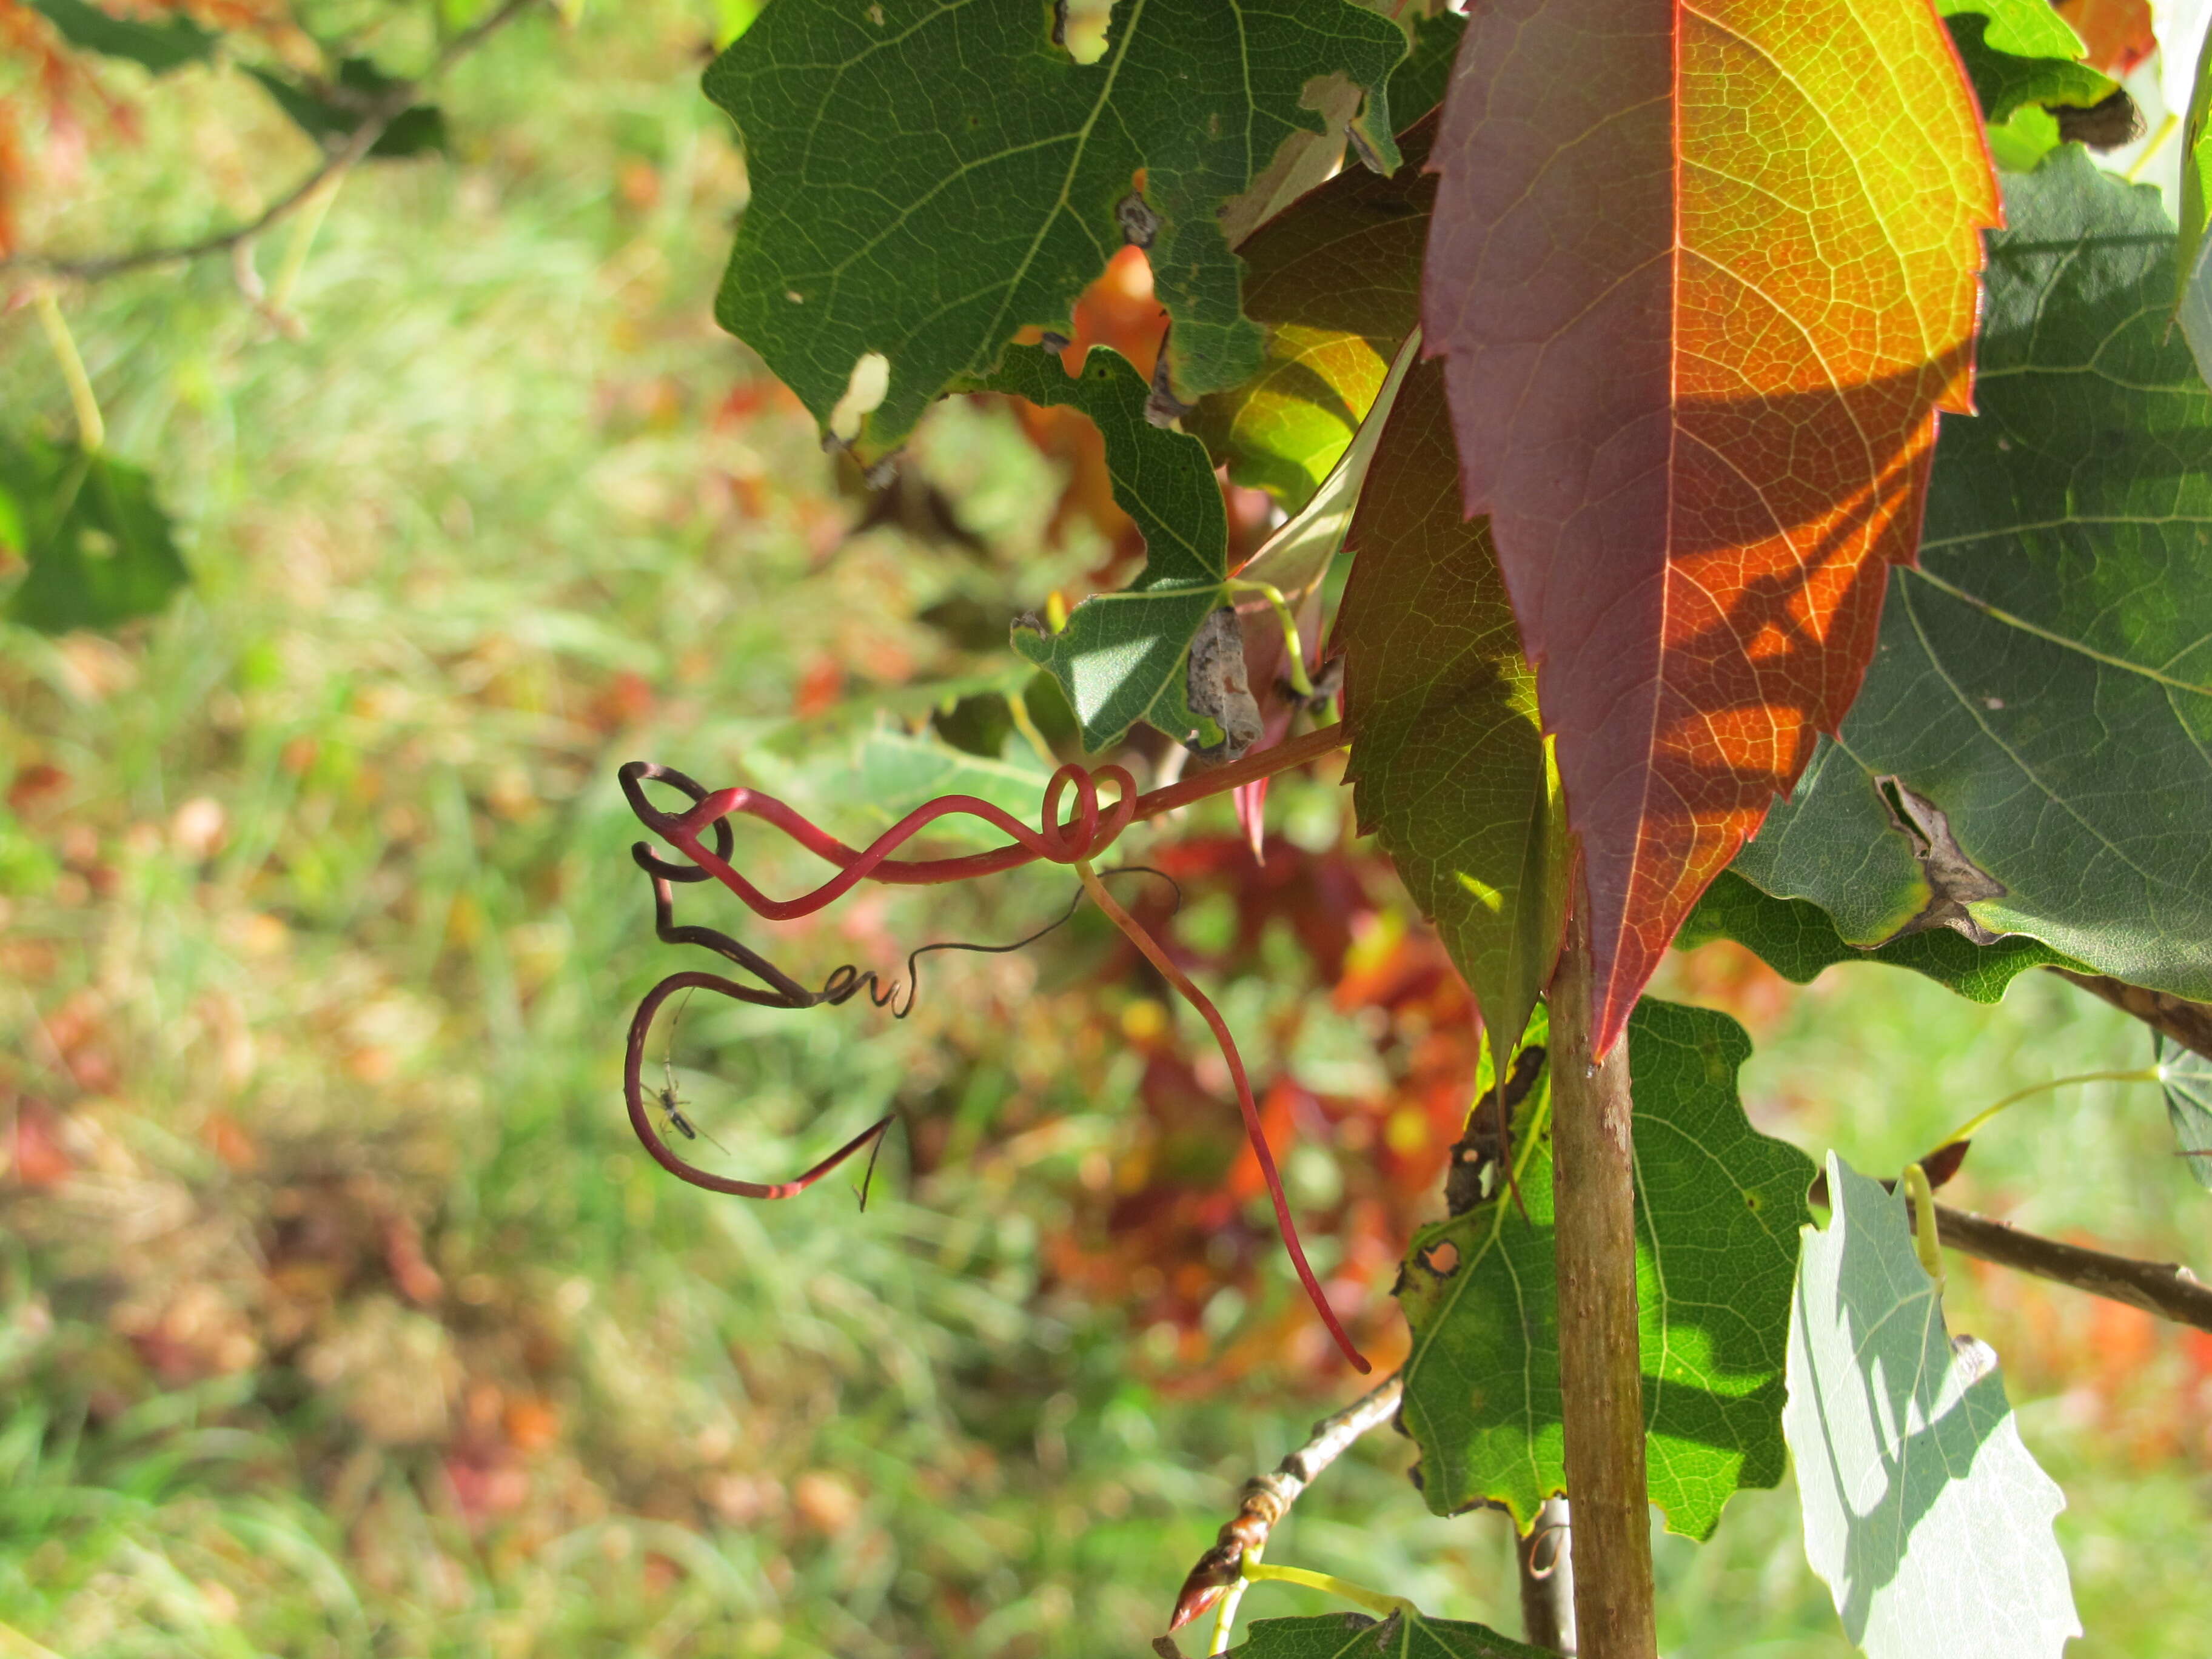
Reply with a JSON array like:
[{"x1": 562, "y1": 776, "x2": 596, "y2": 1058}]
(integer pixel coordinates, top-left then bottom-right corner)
[{"x1": 1, "y1": 4, "x2": 2208, "y2": 1654}]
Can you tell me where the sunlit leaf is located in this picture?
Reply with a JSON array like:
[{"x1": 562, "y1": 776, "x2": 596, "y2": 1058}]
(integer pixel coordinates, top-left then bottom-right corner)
[
  {"x1": 1420, "y1": 0, "x2": 1997, "y2": 1054},
  {"x1": 1737, "y1": 150, "x2": 2212, "y2": 1002},
  {"x1": 2174, "y1": 16, "x2": 2212, "y2": 378},
  {"x1": 1785, "y1": 1154, "x2": 2080, "y2": 1659},
  {"x1": 705, "y1": 0, "x2": 1409, "y2": 461},
  {"x1": 1188, "y1": 110, "x2": 1438, "y2": 509},
  {"x1": 1396, "y1": 1000, "x2": 1813, "y2": 1540},
  {"x1": 1339, "y1": 355, "x2": 1565, "y2": 1048},
  {"x1": 988, "y1": 346, "x2": 1226, "y2": 753},
  {"x1": 1229, "y1": 1609, "x2": 1547, "y2": 1659},
  {"x1": 1939, "y1": 0, "x2": 2113, "y2": 124},
  {"x1": 1680, "y1": 871, "x2": 2082, "y2": 1004},
  {"x1": 743, "y1": 723, "x2": 1054, "y2": 851},
  {"x1": 0, "y1": 438, "x2": 188, "y2": 634}
]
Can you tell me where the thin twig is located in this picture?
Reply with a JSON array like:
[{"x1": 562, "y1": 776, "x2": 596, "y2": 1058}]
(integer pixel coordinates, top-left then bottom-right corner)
[
  {"x1": 1167, "y1": 1373, "x2": 1405, "y2": 1642},
  {"x1": 2048, "y1": 968, "x2": 2212, "y2": 1064},
  {"x1": 1924, "y1": 1200, "x2": 2212, "y2": 1334},
  {"x1": 1, "y1": 0, "x2": 543, "y2": 282}
]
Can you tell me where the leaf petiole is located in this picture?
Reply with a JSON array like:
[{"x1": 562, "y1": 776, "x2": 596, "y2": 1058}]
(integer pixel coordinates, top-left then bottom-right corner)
[
  {"x1": 1226, "y1": 578, "x2": 1313, "y2": 699},
  {"x1": 1928, "y1": 1067, "x2": 2165, "y2": 1156},
  {"x1": 33, "y1": 289, "x2": 103, "y2": 454},
  {"x1": 1238, "y1": 1560, "x2": 1418, "y2": 1623}
]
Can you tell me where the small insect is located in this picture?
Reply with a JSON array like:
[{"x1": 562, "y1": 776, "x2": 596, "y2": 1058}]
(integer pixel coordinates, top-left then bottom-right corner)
[{"x1": 653, "y1": 991, "x2": 729, "y2": 1156}]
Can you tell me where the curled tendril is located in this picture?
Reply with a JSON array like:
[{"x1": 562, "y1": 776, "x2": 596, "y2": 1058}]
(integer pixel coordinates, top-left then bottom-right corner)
[
  {"x1": 618, "y1": 757, "x2": 1138, "y2": 920},
  {"x1": 615, "y1": 740, "x2": 1373, "y2": 1370}
]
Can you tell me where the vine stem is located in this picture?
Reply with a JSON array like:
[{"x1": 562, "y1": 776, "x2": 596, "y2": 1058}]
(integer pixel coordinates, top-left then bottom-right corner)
[
  {"x1": 1227, "y1": 578, "x2": 1313, "y2": 697},
  {"x1": 1073, "y1": 856, "x2": 1369, "y2": 1373},
  {"x1": 1547, "y1": 904, "x2": 1655, "y2": 1659}
]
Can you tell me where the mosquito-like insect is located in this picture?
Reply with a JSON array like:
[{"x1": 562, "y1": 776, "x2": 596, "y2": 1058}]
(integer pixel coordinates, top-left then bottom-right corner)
[{"x1": 652, "y1": 990, "x2": 729, "y2": 1156}]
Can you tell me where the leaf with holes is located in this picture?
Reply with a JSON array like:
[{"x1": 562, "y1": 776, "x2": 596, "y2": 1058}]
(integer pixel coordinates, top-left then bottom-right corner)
[
  {"x1": 2156, "y1": 1035, "x2": 2212, "y2": 1191},
  {"x1": 1188, "y1": 12, "x2": 1461, "y2": 509},
  {"x1": 1188, "y1": 100, "x2": 1443, "y2": 511},
  {"x1": 987, "y1": 346, "x2": 1227, "y2": 752},
  {"x1": 1339, "y1": 355, "x2": 1566, "y2": 1048},
  {"x1": 1733, "y1": 150, "x2": 2212, "y2": 1002},
  {"x1": 1786, "y1": 1154, "x2": 2079, "y2": 1659},
  {"x1": 705, "y1": 0, "x2": 1409, "y2": 461},
  {"x1": 1421, "y1": 0, "x2": 1997, "y2": 1056},
  {"x1": 0, "y1": 438, "x2": 188, "y2": 634},
  {"x1": 1678, "y1": 871, "x2": 2083, "y2": 1003},
  {"x1": 1396, "y1": 999, "x2": 1814, "y2": 1539},
  {"x1": 1229, "y1": 1610, "x2": 1549, "y2": 1659}
]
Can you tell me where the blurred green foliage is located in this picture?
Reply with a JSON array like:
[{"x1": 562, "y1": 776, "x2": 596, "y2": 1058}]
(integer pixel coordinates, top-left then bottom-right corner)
[{"x1": 0, "y1": 4, "x2": 2206, "y2": 1655}]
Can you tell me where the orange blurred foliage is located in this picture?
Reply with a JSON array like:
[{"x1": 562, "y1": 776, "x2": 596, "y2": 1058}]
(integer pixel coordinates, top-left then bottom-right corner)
[
  {"x1": 1043, "y1": 837, "x2": 1484, "y2": 1392},
  {"x1": 2055, "y1": 0, "x2": 2157, "y2": 76}
]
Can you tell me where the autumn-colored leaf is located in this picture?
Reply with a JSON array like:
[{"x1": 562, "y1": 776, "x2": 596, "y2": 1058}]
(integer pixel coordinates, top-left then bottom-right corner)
[
  {"x1": 1339, "y1": 356, "x2": 1566, "y2": 1049},
  {"x1": 1190, "y1": 111, "x2": 1440, "y2": 509},
  {"x1": 1421, "y1": 0, "x2": 1999, "y2": 1053}
]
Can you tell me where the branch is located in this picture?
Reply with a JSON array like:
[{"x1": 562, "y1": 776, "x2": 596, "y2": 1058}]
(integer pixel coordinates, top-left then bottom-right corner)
[
  {"x1": 0, "y1": 0, "x2": 543, "y2": 283},
  {"x1": 1547, "y1": 905, "x2": 1655, "y2": 1659},
  {"x1": 1926, "y1": 1200, "x2": 2212, "y2": 1335},
  {"x1": 1165, "y1": 1373, "x2": 1404, "y2": 1640},
  {"x1": 2048, "y1": 967, "x2": 2212, "y2": 1064}
]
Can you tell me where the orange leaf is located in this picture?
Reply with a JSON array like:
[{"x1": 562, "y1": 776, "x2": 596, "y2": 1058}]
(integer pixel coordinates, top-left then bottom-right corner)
[{"x1": 1422, "y1": 0, "x2": 1998, "y2": 1051}]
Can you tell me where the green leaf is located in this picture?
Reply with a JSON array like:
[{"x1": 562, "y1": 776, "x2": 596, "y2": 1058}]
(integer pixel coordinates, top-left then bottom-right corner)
[
  {"x1": 1785, "y1": 1154, "x2": 2079, "y2": 1659},
  {"x1": 742, "y1": 723, "x2": 1054, "y2": 851},
  {"x1": 986, "y1": 346, "x2": 1227, "y2": 753},
  {"x1": 1387, "y1": 8, "x2": 1467, "y2": 132},
  {"x1": 1681, "y1": 871, "x2": 2083, "y2": 1004},
  {"x1": 2155, "y1": 1034, "x2": 2212, "y2": 1191},
  {"x1": 247, "y1": 59, "x2": 447, "y2": 159},
  {"x1": 1396, "y1": 1000, "x2": 1814, "y2": 1541},
  {"x1": 1937, "y1": 0, "x2": 2113, "y2": 125},
  {"x1": 2176, "y1": 17, "x2": 2212, "y2": 376},
  {"x1": 1339, "y1": 354, "x2": 1564, "y2": 1048},
  {"x1": 30, "y1": 0, "x2": 213, "y2": 74},
  {"x1": 1187, "y1": 109, "x2": 1438, "y2": 509},
  {"x1": 0, "y1": 438, "x2": 188, "y2": 634},
  {"x1": 1734, "y1": 149, "x2": 2212, "y2": 1002},
  {"x1": 703, "y1": 0, "x2": 1409, "y2": 461},
  {"x1": 1229, "y1": 1610, "x2": 1548, "y2": 1659}
]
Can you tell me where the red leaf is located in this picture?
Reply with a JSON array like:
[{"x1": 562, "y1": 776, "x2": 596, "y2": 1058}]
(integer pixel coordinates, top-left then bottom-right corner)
[{"x1": 1421, "y1": 0, "x2": 1997, "y2": 1051}]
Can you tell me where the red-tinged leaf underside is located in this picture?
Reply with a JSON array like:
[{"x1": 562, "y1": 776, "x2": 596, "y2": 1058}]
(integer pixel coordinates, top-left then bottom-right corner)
[{"x1": 1421, "y1": 0, "x2": 1997, "y2": 1053}]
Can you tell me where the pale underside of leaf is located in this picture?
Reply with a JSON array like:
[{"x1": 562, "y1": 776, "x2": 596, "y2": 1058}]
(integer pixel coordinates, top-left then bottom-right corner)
[{"x1": 1785, "y1": 1155, "x2": 2079, "y2": 1659}]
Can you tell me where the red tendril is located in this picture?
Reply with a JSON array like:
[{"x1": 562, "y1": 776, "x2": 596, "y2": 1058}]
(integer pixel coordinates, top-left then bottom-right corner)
[{"x1": 615, "y1": 728, "x2": 1372, "y2": 1369}]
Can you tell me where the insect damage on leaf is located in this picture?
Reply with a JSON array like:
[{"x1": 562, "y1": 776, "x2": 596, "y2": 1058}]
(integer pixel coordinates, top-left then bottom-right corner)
[
  {"x1": 706, "y1": 0, "x2": 1411, "y2": 460},
  {"x1": 1875, "y1": 776, "x2": 2006, "y2": 945},
  {"x1": 1186, "y1": 607, "x2": 1263, "y2": 763}
]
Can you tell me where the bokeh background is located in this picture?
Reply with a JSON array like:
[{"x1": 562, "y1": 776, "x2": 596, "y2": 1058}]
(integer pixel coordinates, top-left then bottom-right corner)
[{"x1": 2, "y1": 4, "x2": 2208, "y2": 1654}]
